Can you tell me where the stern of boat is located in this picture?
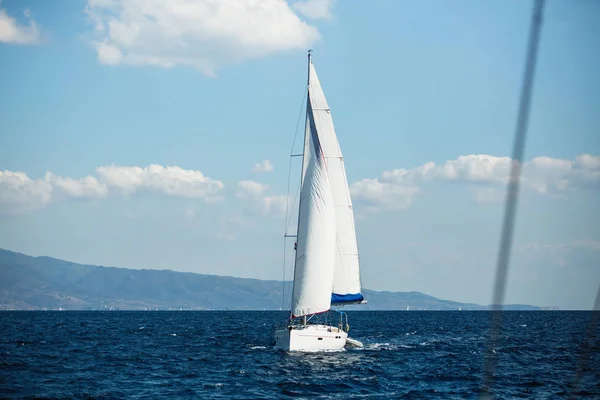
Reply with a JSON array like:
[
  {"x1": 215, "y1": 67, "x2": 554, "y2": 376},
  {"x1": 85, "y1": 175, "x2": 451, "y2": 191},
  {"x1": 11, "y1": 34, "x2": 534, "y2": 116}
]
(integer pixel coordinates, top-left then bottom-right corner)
[{"x1": 274, "y1": 324, "x2": 348, "y2": 352}]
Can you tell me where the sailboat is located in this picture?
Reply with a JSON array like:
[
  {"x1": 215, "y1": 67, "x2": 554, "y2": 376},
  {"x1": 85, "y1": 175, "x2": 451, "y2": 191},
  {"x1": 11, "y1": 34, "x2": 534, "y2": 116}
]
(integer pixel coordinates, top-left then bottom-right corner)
[{"x1": 274, "y1": 51, "x2": 365, "y2": 352}]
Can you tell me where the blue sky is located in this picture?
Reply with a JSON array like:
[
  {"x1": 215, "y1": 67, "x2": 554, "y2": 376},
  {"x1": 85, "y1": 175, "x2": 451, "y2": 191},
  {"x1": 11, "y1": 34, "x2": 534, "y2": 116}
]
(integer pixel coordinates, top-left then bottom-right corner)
[{"x1": 1, "y1": 0, "x2": 598, "y2": 309}]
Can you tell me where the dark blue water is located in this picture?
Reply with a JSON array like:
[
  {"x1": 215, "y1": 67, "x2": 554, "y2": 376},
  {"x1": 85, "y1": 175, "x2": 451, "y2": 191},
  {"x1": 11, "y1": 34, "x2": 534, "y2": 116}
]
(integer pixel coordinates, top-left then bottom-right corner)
[{"x1": 1, "y1": 311, "x2": 598, "y2": 399}]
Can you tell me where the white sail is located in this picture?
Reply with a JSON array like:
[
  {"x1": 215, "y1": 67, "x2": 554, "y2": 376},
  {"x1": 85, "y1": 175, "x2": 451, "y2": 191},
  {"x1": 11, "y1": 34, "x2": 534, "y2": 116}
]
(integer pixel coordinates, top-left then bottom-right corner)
[
  {"x1": 290, "y1": 104, "x2": 336, "y2": 318},
  {"x1": 306, "y1": 62, "x2": 364, "y2": 304}
]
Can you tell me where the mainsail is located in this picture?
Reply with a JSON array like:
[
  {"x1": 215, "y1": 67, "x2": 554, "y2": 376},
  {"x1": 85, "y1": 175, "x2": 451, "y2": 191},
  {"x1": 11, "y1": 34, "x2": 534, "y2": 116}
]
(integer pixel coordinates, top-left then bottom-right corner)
[
  {"x1": 290, "y1": 99, "x2": 336, "y2": 318},
  {"x1": 290, "y1": 56, "x2": 364, "y2": 319}
]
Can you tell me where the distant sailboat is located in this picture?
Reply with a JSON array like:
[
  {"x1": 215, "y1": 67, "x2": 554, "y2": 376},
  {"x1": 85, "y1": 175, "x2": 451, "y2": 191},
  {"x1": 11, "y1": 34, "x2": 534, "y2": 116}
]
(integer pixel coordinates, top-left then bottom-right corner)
[{"x1": 274, "y1": 51, "x2": 365, "y2": 352}]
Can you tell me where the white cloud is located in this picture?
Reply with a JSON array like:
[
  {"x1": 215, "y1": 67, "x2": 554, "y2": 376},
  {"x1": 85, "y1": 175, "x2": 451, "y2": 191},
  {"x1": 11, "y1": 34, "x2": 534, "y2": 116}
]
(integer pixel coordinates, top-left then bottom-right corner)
[
  {"x1": 350, "y1": 178, "x2": 419, "y2": 211},
  {"x1": 0, "y1": 170, "x2": 52, "y2": 214},
  {"x1": 521, "y1": 154, "x2": 600, "y2": 194},
  {"x1": 95, "y1": 41, "x2": 123, "y2": 65},
  {"x1": 0, "y1": 5, "x2": 40, "y2": 45},
  {"x1": 96, "y1": 164, "x2": 224, "y2": 200},
  {"x1": 292, "y1": 0, "x2": 336, "y2": 20},
  {"x1": 262, "y1": 194, "x2": 288, "y2": 215},
  {"x1": 576, "y1": 154, "x2": 600, "y2": 169},
  {"x1": 571, "y1": 154, "x2": 600, "y2": 188},
  {"x1": 251, "y1": 159, "x2": 274, "y2": 173},
  {"x1": 236, "y1": 180, "x2": 269, "y2": 198},
  {"x1": 0, "y1": 164, "x2": 224, "y2": 214},
  {"x1": 0, "y1": 170, "x2": 109, "y2": 214},
  {"x1": 350, "y1": 153, "x2": 600, "y2": 211},
  {"x1": 86, "y1": 0, "x2": 320, "y2": 76},
  {"x1": 430, "y1": 155, "x2": 512, "y2": 184},
  {"x1": 47, "y1": 173, "x2": 108, "y2": 199},
  {"x1": 524, "y1": 156, "x2": 571, "y2": 194},
  {"x1": 3, "y1": 154, "x2": 596, "y2": 215}
]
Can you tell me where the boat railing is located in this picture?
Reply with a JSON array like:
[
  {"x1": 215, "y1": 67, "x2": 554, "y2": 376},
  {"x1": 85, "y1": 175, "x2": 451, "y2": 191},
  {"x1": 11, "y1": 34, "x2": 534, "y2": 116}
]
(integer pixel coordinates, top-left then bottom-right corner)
[{"x1": 335, "y1": 310, "x2": 350, "y2": 332}]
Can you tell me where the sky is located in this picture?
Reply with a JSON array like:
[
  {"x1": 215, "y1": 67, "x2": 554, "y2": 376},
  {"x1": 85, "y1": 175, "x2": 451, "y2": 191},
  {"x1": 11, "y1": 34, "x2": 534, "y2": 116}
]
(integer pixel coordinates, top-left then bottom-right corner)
[{"x1": 0, "y1": 0, "x2": 598, "y2": 310}]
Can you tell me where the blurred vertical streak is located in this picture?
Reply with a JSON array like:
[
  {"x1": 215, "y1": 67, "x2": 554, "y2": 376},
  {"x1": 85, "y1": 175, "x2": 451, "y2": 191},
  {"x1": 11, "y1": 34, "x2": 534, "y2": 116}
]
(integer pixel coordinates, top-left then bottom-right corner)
[{"x1": 482, "y1": 0, "x2": 546, "y2": 396}]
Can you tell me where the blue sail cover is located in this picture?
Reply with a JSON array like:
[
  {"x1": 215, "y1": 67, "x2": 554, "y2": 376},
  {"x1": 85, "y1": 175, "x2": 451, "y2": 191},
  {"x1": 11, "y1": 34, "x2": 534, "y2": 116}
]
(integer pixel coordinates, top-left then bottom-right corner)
[{"x1": 331, "y1": 293, "x2": 364, "y2": 304}]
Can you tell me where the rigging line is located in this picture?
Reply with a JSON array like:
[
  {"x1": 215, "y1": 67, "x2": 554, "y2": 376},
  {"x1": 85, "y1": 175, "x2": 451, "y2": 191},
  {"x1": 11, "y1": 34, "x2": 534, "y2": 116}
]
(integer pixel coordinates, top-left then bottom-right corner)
[
  {"x1": 282, "y1": 180, "x2": 302, "y2": 311},
  {"x1": 286, "y1": 182, "x2": 302, "y2": 241},
  {"x1": 483, "y1": 0, "x2": 545, "y2": 394},
  {"x1": 570, "y1": 284, "x2": 600, "y2": 399},
  {"x1": 284, "y1": 88, "x2": 307, "y2": 236},
  {"x1": 282, "y1": 86, "x2": 308, "y2": 311},
  {"x1": 281, "y1": 236, "x2": 287, "y2": 312},
  {"x1": 285, "y1": 177, "x2": 302, "y2": 238}
]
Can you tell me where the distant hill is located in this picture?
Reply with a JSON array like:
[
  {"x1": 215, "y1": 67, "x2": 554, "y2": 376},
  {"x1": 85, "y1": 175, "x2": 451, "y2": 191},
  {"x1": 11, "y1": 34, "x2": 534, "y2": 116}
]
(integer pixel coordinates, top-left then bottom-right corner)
[{"x1": 0, "y1": 249, "x2": 547, "y2": 311}]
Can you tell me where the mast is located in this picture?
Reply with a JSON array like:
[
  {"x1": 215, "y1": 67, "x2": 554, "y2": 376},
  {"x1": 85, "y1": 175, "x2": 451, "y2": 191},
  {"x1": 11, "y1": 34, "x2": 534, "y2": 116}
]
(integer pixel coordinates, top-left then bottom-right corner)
[
  {"x1": 307, "y1": 50, "x2": 312, "y2": 80},
  {"x1": 289, "y1": 50, "x2": 312, "y2": 321},
  {"x1": 300, "y1": 49, "x2": 312, "y2": 188}
]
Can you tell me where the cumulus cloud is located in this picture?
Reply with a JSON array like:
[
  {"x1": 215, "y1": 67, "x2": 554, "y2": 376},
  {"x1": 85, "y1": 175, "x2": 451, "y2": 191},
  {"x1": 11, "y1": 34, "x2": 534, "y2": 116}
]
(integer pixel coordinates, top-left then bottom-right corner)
[
  {"x1": 576, "y1": 154, "x2": 600, "y2": 169},
  {"x1": 523, "y1": 154, "x2": 600, "y2": 194},
  {"x1": 292, "y1": 0, "x2": 336, "y2": 20},
  {"x1": 96, "y1": 164, "x2": 224, "y2": 200},
  {"x1": 47, "y1": 173, "x2": 108, "y2": 199},
  {"x1": 429, "y1": 155, "x2": 512, "y2": 184},
  {"x1": 350, "y1": 178, "x2": 419, "y2": 211},
  {"x1": 86, "y1": 0, "x2": 320, "y2": 76},
  {"x1": 0, "y1": 164, "x2": 223, "y2": 214},
  {"x1": 251, "y1": 159, "x2": 274, "y2": 173},
  {"x1": 236, "y1": 180, "x2": 269, "y2": 198},
  {"x1": 0, "y1": 170, "x2": 52, "y2": 214},
  {"x1": 351, "y1": 153, "x2": 600, "y2": 211},
  {"x1": 0, "y1": 170, "x2": 108, "y2": 214},
  {"x1": 0, "y1": 4, "x2": 40, "y2": 44}
]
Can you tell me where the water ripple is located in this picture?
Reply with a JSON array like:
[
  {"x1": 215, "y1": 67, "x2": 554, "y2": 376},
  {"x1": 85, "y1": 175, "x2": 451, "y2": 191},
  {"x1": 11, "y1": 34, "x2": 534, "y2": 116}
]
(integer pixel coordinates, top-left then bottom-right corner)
[{"x1": 0, "y1": 311, "x2": 598, "y2": 399}]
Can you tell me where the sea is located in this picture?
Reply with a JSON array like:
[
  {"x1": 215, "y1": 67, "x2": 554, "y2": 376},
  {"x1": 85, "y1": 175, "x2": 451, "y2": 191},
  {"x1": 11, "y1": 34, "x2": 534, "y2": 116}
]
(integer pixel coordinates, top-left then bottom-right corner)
[{"x1": 1, "y1": 311, "x2": 598, "y2": 399}]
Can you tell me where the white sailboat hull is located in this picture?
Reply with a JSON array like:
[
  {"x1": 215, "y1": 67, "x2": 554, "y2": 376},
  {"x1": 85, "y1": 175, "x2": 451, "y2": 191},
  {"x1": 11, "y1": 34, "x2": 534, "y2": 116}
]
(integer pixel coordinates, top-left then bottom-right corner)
[{"x1": 274, "y1": 324, "x2": 347, "y2": 352}]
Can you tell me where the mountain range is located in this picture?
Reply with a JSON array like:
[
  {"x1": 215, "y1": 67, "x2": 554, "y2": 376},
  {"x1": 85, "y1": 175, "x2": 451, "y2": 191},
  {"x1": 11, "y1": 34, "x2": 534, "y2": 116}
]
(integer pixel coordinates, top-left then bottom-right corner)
[{"x1": 0, "y1": 248, "x2": 551, "y2": 311}]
